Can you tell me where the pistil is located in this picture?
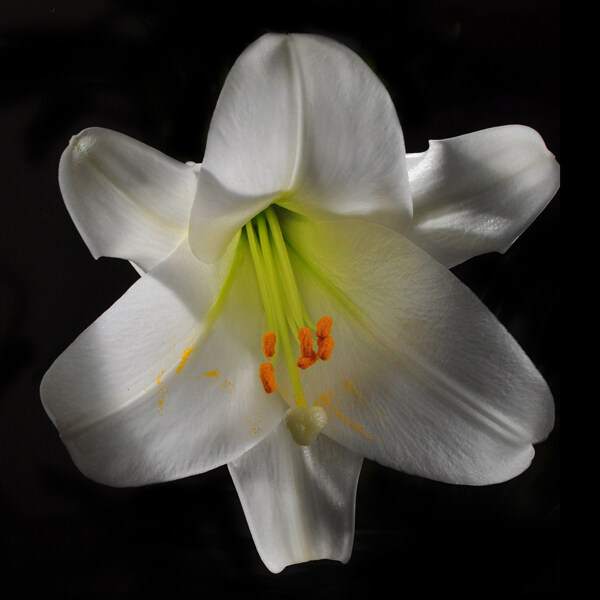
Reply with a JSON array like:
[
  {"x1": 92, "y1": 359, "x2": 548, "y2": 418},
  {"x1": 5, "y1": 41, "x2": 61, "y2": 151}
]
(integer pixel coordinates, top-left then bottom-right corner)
[{"x1": 244, "y1": 205, "x2": 335, "y2": 444}]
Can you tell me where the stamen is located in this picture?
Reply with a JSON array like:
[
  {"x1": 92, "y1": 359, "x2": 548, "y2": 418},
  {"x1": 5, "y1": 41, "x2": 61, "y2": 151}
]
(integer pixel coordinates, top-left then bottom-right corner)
[
  {"x1": 297, "y1": 326, "x2": 317, "y2": 369},
  {"x1": 259, "y1": 362, "x2": 277, "y2": 394},
  {"x1": 266, "y1": 206, "x2": 310, "y2": 330},
  {"x1": 256, "y1": 212, "x2": 307, "y2": 408},
  {"x1": 262, "y1": 332, "x2": 276, "y2": 358},
  {"x1": 316, "y1": 316, "x2": 333, "y2": 339},
  {"x1": 297, "y1": 355, "x2": 318, "y2": 370},
  {"x1": 316, "y1": 316, "x2": 334, "y2": 361},
  {"x1": 246, "y1": 207, "x2": 338, "y2": 439},
  {"x1": 246, "y1": 220, "x2": 276, "y2": 333},
  {"x1": 298, "y1": 327, "x2": 315, "y2": 357},
  {"x1": 317, "y1": 335, "x2": 335, "y2": 361}
]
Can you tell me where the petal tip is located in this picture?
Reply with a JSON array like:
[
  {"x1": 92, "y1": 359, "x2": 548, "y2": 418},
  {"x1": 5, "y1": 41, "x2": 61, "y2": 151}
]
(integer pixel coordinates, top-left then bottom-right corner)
[{"x1": 66, "y1": 127, "x2": 105, "y2": 162}]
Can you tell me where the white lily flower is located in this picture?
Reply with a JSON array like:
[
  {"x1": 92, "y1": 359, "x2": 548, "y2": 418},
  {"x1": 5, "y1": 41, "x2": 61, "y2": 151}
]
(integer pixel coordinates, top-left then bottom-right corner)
[{"x1": 40, "y1": 33, "x2": 559, "y2": 573}]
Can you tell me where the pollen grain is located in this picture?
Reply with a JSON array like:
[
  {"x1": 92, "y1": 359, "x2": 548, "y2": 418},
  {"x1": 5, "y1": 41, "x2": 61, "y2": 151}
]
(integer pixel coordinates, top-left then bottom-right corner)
[
  {"x1": 317, "y1": 335, "x2": 335, "y2": 361},
  {"x1": 297, "y1": 326, "x2": 317, "y2": 369},
  {"x1": 316, "y1": 316, "x2": 333, "y2": 338},
  {"x1": 259, "y1": 362, "x2": 277, "y2": 394},
  {"x1": 297, "y1": 354, "x2": 318, "y2": 370},
  {"x1": 176, "y1": 343, "x2": 195, "y2": 373},
  {"x1": 262, "y1": 331, "x2": 276, "y2": 358},
  {"x1": 298, "y1": 327, "x2": 315, "y2": 357}
]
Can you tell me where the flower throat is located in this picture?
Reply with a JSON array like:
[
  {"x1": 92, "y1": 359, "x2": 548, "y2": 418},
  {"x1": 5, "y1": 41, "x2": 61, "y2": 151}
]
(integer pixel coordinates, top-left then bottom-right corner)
[{"x1": 244, "y1": 206, "x2": 334, "y2": 445}]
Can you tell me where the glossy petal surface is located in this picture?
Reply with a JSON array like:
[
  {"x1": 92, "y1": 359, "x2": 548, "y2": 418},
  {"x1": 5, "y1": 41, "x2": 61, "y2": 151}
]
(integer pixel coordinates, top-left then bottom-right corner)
[
  {"x1": 280, "y1": 213, "x2": 554, "y2": 485},
  {"x1": 41, "y1": 237, "x2": 286, "y2": 486},
  {"x1": 405, "y1": 125, "x2": 560, "y2": 267},
  {"x1": 229, "y1": 420, "x2": 362, "y2": 573},
  {"x1": 59, "y1": 127, "x2": 198, "y2": 271},
  {"x1": 190, "y1": 33, "x2": 411, "y2": 262}
]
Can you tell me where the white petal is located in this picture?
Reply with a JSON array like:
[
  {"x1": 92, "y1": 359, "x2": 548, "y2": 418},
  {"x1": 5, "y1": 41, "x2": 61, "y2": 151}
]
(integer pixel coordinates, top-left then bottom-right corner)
[
  {"x1": 188, "y1": 168, "x2": 277, "y2": 264},
  {"x1": 190, "y1": 33, "x2": 411, "y2": 262},
  {"x1": 228, "y1": 421, "x2": 362, "y2": 573},
  {"x1": 404, "y1": 125, "x2": 560, "y2": 267},
  {"x1": 283, "y1": 34, "x2": 411, "y2": 227},
  {"x1": 59, "y1": 127, "x2": 198, "y2": 272},
  {"x1": 40, "y1": 236, "x2": 286, "y2": 486},
  {"x1": 281, "y1": 213, "x2": 554, "y2": 485}
]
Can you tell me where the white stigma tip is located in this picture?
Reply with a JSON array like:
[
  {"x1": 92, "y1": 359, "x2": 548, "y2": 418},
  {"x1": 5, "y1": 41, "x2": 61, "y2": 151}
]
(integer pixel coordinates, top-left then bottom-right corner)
[{"x1": 284, "y1": 405, "x2": 328, "y2": 446}]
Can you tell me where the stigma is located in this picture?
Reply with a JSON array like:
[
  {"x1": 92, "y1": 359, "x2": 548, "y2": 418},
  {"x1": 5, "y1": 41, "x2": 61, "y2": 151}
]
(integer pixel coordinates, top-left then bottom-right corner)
[
  {"x1": 284, "y1": 405, "x2": 328, "y2": 446},
  {"x1": 244, "y1": 205, "x2": 336, "y2": 445}
]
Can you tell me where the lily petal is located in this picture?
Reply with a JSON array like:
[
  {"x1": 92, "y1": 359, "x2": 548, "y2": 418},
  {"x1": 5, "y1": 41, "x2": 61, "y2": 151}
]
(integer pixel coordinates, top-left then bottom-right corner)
[
  {"x1": 281, "y1": 213, "x2": 554, "y2": 485},
  {"x1": 190, "y1": 33, "x2": 411, "y2": 263},
  {"x1": 41, "y1": 237, "x2": 285, "y2": 486},
  {"x1": 59, "y1": 127, "x2": 198, "y2": 272},
  {"x1": 229, "y1": 420, "x2": 362, "y2": 573},
  {"x1": 404, "y1": 125, "x2": 560, "y2": 268}
]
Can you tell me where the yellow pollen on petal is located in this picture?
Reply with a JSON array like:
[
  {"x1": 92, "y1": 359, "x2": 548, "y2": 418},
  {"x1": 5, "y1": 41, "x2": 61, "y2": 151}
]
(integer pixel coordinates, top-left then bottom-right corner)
[
  {"x1": 333, "y1": 407, "x2": 373, "y2": 440},
  {"x1": 203, "y1": 369, "x2": 220, "y2": 377},
  {"x1": 262, "y1": 331, "x2": 276, "y2": 358},
  {"x1": 155, "y1": 370, "x2": 169, "y2": 413},
  {"x1": 176, "y1": 343, "x2": 195, "y2": 373},
  {"x1": 259, "y1": 362, "x2": 277, "y2": 394},
  {"x1": 343, "y1": 379, "x2": 366, "y2": 402}
]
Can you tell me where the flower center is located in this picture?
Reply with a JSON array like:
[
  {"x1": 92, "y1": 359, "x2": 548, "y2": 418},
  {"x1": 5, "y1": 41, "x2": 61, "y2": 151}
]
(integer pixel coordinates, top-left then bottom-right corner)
[{"x1": 244, "y1": 205, "x2": 334, "y2": 445}]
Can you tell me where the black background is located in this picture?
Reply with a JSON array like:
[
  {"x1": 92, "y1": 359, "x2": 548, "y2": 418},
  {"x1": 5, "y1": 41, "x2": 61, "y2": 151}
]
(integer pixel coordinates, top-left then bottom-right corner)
[{"x1": 1, "y1": 1, "x2": 560, "y2": 597}]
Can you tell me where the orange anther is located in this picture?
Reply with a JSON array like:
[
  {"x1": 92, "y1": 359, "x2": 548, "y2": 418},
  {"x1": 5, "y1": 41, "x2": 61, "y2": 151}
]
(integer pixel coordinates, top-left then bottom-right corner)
[
  {"x1": 259, "y1": 362, "x2": 277, "y2": 393},
  {"x1": 317, "y1": 336, "x2": 335, "y2": 361},
  {"x1": 297, "y1": 354, "x2": 318, "y2": 370},
  {"x1": 316, "y1": 316, "x2": 333, "y2": 339},
  {"x1": 298, "y1": 327, "x2": 316, "y2": 358},
  {"x1": 262, "y1": 331, "x2": 276, "y2": 358}
]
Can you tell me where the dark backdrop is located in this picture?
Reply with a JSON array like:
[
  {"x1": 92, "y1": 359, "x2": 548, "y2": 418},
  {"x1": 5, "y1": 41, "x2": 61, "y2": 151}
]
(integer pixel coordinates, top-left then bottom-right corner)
[{"x1": 1, "y1": 1, "x2": 560, "y2": 597}]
